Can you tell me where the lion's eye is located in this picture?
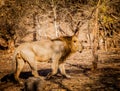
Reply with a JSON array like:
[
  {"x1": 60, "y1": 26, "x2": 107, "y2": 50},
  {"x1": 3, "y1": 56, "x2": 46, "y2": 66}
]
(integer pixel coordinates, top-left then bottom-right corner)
[{"x1": 73, "y1": 40, "x2": 76, "y2": 43}]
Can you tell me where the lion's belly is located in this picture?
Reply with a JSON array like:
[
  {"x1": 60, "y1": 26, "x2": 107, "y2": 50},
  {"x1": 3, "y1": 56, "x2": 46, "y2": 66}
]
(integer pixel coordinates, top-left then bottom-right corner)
[
  {"x1": 33, "y1": 47, "x2": 53, "y2": 62},
  {"x1": 35, "y1": 55, "x2": 52, "y2": 62}
]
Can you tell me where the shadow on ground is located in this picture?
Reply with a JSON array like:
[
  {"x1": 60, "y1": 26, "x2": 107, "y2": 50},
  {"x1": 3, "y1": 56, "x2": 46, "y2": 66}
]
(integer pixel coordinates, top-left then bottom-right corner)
[
  {"x1": 83, "y1": 59, "x2": 120, "y2": 91},
  {"x1": 0, "y1": 69, "x2": 51, "y2": 83}
]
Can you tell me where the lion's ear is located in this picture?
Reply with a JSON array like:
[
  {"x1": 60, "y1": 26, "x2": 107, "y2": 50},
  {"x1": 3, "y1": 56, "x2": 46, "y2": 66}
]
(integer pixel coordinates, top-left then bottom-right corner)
[
  {"x1": 74, "y1": 30, "x2": 79, "y2": 36},
  {"x1": 73, "y1": 21, "x2": 81, "y2": 36}
]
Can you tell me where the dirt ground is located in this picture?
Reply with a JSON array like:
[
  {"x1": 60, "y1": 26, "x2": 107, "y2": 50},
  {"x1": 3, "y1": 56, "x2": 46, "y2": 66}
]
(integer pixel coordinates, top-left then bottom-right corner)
[{"x1": 0, "y1": 49, "x2": 120, "y2": 91}]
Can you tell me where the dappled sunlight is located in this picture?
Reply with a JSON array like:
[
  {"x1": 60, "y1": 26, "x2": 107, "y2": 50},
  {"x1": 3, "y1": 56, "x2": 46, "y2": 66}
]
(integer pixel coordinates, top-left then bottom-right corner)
[{"x1": 0, "y1": 0, "x2": 120, "y2": 91}]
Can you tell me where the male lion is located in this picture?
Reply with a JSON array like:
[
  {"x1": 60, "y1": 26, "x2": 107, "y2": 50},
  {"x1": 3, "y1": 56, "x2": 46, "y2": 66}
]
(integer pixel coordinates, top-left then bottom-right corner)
[{"x1": 13, "y1": 33, "x2": 83, "y2": 84}]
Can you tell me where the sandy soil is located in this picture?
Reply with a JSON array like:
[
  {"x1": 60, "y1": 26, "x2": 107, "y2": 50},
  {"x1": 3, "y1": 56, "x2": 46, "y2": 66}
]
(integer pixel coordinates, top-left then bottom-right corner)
[{"x1": 0, "y1": 49, "x2": 120, "y2": 91}]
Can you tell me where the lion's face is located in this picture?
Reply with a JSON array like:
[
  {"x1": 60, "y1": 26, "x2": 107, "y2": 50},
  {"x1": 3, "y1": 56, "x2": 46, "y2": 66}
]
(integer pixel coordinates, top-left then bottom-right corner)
[{"x1": 71, "y1": 36, "x2": 83, "y2": 53}]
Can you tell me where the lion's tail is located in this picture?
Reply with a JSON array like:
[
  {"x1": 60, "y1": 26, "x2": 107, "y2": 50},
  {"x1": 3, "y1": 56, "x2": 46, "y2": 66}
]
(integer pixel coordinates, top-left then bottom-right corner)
[{"x1": 11, "y1": 49, "x2": 20, "y2": 74}]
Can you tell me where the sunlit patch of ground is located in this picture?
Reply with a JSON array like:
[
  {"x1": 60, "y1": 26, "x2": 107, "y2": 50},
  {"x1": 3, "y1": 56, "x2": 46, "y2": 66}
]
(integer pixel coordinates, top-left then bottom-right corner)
[{"x1": 0, "y1": 49, "x2": 120, "y2": 91}]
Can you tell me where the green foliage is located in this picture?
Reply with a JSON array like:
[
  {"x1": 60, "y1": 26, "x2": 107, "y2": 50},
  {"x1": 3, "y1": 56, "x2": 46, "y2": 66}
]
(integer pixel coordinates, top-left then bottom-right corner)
[{"x1": 98, "y1": 0, "x2": 120, "y2": 37}]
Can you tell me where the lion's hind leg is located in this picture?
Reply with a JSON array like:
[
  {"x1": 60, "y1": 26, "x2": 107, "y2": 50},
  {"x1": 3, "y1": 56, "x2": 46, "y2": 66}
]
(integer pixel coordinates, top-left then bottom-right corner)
[
  {"x1": 14, "y1": 53, "x2": 25, "y2": 84},
  {"x1": 46, "y1": 57, "x2": 59, "y2": 79}
]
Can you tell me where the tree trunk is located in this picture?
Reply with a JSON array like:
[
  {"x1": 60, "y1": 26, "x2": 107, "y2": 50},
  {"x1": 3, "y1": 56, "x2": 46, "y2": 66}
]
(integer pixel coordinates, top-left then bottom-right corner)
[
  {"x1": 33, "y1": 12, "x2": 37, "y2": 41},
  {"x1": 92, "y1": 0, "x2": 101, "y2": 71},
  {"x1": 51, "y1": 0, "x2": 59, "y2": 37}
]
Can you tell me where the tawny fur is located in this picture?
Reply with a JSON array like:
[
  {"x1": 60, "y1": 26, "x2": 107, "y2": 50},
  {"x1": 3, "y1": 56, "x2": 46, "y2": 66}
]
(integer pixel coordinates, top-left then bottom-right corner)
[{"x1": 13, "y1": 35, "x2": 83, "y2": 84}]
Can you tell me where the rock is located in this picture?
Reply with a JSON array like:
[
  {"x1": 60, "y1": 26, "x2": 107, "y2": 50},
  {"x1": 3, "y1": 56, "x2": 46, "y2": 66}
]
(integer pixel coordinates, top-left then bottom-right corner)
[{"x1": 23, "y1": 77, "x2": 46, "y2": 91}]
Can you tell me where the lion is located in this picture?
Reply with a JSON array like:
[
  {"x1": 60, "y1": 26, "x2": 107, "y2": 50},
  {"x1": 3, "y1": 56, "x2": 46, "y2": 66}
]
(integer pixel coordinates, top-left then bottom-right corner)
[{"x1": 13, "y1": 33, "x2": 83, "y2": 84}]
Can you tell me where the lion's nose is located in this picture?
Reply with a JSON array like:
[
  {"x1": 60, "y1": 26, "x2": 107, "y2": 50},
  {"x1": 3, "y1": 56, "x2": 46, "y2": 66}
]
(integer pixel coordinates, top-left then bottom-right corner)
[{"x1": 79, "y1": 51, "x2": 82, "y2": 53}]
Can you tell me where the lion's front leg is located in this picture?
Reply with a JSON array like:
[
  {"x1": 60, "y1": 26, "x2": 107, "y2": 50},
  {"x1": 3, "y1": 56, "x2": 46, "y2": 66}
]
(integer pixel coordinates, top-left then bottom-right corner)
[
  {"x1": 46, "y1": 59, "x2": 59, "y2": 79},
  {"x1": 59, "y1": 63, "x2": 71, "y2": 78}
]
